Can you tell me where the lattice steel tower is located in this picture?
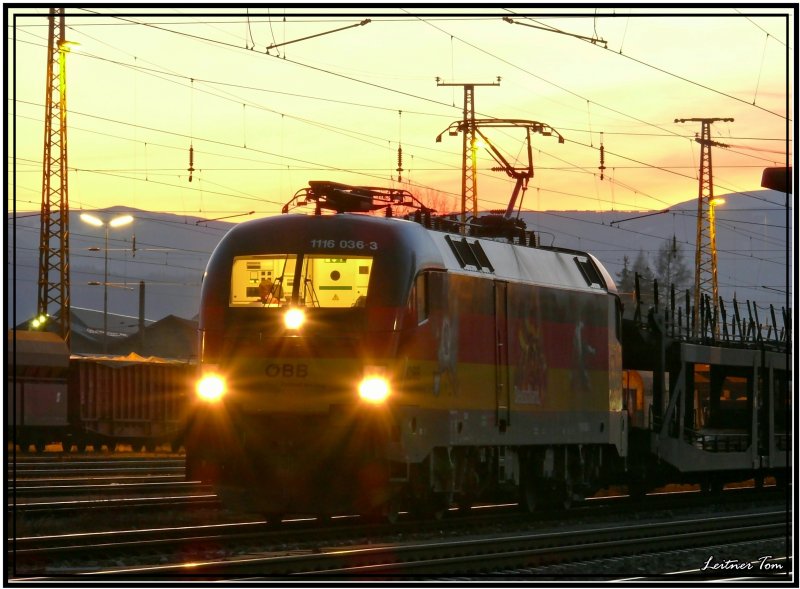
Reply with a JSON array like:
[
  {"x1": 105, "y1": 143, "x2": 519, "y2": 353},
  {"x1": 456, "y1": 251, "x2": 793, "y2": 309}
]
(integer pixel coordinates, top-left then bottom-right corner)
[
  {"x1": 675, "y1": 116, "x2": 733, "y2": 337},
  {"x1": 37, "y1": 7, "x2": 71, "y2": 346},
  {"x1": 437, "y1": 78, "x2": 500, "y2": 223}
]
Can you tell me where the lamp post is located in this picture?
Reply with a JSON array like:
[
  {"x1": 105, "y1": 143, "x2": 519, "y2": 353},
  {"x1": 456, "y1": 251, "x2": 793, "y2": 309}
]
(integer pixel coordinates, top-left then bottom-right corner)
[
  {"x1": 80, "y1": 213, "x2": 134, "y2": 353},
  {"x1": 708, "y1": 197, "x2": 724, "y2": 339}
]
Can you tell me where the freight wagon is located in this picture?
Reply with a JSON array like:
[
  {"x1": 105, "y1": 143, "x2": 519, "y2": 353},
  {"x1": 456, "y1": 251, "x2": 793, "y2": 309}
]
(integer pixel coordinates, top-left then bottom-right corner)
[
  {"x1": 7, "y1": 331, "x2": 70, "y2": 453},
  {"x1": 69, "y1": 354, "x2": 193, "y2": 452},
  {"x1": 7, "y1": 330, "x2": 193, "y2": 453}
]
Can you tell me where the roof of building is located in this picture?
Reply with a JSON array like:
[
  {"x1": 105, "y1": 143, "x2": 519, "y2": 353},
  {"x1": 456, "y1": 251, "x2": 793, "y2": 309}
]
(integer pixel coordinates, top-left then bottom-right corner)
[
  {"x1": 70, "y1": 307, "x2": 155, "y2": 338},
  {"x1": 14, "y1": 308, "x2": 190, "y2": 356},
  {"x1": 113, "y1": 314, "x2": 197, "y2": 360}
]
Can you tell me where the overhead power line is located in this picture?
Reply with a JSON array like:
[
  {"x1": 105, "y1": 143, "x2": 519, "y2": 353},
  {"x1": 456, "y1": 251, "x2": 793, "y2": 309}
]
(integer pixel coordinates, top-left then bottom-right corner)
[
  {"x1": 16, "y1": 14, "x2": 788, "y2": 200},
  {"x1": 13, "y1": 11, "x2": 789, "y2": 231},
  {"x1": 265, "y1": 17, "x2": 370, "y2": 52},
  {"x1": 503, "y1": 10, "x2": 788, "y2": 120}
]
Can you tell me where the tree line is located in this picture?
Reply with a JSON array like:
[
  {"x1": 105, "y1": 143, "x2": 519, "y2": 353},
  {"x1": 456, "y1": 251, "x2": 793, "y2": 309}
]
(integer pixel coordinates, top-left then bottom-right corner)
[{"x1": 616, "y1": 236, "x2": 692, "y2": 306}]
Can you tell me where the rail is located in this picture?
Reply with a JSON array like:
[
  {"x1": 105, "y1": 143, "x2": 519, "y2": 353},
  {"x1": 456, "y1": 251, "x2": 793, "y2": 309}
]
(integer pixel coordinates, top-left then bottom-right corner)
[{"x1": 52, "y1": 511, "x2": 786, "y2": 579}]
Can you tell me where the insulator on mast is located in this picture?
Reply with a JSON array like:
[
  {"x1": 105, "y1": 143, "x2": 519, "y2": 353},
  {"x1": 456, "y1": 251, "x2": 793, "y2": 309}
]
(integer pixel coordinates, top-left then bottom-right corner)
[
  {"x1": 396, "y1": 146, "x2": 403, "y2": 182},
  {"x1": 188, "y1": 144, "x2": 194, "y2": 182},
  {"x1": 396, "y1": 110, "x2": 404, "y2": 182},
  {"x1": 598, "y1": 132, "x2": 606, "y2": 180}
]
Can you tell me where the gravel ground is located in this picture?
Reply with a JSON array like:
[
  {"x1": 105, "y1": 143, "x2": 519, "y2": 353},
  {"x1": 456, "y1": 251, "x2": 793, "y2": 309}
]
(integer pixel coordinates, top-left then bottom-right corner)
[{"x1": 494, "y1": 537, "x2": 790, "y2": 579}]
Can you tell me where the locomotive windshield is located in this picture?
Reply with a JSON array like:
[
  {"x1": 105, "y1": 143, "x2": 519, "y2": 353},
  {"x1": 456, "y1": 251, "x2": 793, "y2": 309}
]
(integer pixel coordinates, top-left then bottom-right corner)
[
  {"x1": 229, "y1": 253, "x2": 373, "y2": 308},
  {"x1": 230, "y1": 255, "x2": 296, "y2": 307},
  {"x1": 299, "y1": 255, "x2": 372, "y2": 308}
]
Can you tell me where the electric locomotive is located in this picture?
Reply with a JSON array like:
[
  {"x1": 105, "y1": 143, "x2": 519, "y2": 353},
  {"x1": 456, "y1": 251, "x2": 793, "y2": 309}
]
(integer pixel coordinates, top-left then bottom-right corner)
[{"x1": 185, "y1": 181, "x2": 627, "y2": 521}]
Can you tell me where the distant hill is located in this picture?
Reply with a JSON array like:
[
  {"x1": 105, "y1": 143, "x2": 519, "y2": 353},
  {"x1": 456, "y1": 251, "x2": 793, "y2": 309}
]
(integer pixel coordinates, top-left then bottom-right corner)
[
  {"x1": 7, "y1": 190, "x2": 790, "y2": 327},
  {"x1": 517, "y1": 189, "x2": 789, "y2": 312}
]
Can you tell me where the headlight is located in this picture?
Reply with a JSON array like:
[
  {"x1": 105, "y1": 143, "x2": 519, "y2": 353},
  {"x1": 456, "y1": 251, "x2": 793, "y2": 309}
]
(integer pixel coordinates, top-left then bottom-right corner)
[
  {"x1": 358, "y1": 367, "x2": 390, "y2": 403},
  {"x1": 196, "y1": 371, "x2": 226, "y2": 402},
  {"x1": 284, "y1": 308, "x2": 306, "y2": 330}
]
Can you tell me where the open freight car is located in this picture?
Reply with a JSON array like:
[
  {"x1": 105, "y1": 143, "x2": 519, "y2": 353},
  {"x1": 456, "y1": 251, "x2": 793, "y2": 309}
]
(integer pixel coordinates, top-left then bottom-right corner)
[
  {"x1": 7, "y1": 334, "x2": 193, "y2": 453},
  {"x1": 69, "y1": 354, "x2": 194, "y2": 452}
]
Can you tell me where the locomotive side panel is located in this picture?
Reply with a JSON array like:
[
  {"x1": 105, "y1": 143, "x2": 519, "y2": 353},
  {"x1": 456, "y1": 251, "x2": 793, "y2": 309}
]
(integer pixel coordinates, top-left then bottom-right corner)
[
  {"x1": 505, "y1": 283, "x2": 622, "y2": 446},
  {"x1": 391, "y1": 268, "x2": 626, "y2": 456},
  {"x1": 398, "y1": 274, "x2": 614, "y2": 426},
  {"x1": 392, "y1": 270, "x2": 499, "y2": 461},
  {"x1": 384, "y1": 232, "x2": 628, "y2": 508}
]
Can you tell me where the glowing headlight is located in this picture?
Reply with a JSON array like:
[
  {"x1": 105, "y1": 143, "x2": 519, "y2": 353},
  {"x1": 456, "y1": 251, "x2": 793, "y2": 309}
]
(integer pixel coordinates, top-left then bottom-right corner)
[
  {"x1": 358, "y1": 374, "x2": 391, "y2": 403},
  {"x1": 196, "y1": 373, "x2": 226, "y2": 402},
  {"x1": 284, "y1": 308, "x2": 306, "y2": 330}
]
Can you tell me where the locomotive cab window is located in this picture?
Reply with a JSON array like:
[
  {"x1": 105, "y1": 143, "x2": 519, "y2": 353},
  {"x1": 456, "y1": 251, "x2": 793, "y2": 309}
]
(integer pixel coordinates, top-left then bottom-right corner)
[
  {"x1": 230, "y1": 255, "x2": 297, "y2": 307},
  {"x1": 230, "y1": 254, "x2": 374, "y2": 308},
  {"x1": 299, "y1": 255, "x2": 373, "y2": 308}
]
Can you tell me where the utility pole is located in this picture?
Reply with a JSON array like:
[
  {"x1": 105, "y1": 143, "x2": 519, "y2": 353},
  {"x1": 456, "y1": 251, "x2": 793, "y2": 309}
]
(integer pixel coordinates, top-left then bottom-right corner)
[
  {"x1": 675, "y1": 116, "x2": 733, "y2": 338},
  {"x1": 37, "y1": 7, "x2": 72, "y2": 347},
  {"x1": 138, "y1": 280, "x2": 146, "y2": 354},
  {"x1": 437, "y1": 77, "x2": 500, "y2": 223}
]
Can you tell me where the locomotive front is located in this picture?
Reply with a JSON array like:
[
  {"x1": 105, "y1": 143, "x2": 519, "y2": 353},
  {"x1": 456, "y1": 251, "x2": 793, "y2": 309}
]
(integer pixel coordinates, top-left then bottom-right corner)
[{"x1": 185, "y1": 212, "x2": 441, "y2": 518}]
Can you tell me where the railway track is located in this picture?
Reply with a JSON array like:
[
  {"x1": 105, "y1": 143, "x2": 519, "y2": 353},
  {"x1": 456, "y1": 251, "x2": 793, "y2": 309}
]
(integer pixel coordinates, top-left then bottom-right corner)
[
  {"x1": 10, "y1": 480, "x2": 208, "y2": 499},
  {"x1": 8, "y1": 474, "x2": 185, "y2": 488},
  {"x1": 8, "y1": 487, "x2": 788, "y2": 578},
  {"x1": 15, "y1": 510, "x2": 787, "y2": 580},
  {"x1": 7, "y1": 456, "x2": 789, "y2": 579},
  {"x1": 9, "y1": 494, "x2": 222, "y2": 516},
  {"x1": 8, "y1": 458, "x2": 185, "y2": 479},
  {"x1": 8, "y1": 456, "x2": 218, "y2": 516}
]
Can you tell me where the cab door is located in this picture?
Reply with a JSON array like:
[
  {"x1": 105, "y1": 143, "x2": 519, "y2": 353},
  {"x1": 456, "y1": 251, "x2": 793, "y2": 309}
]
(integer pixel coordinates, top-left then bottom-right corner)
[{"x1": 494, "y1": 281, "x2": 510, "y2": 432}]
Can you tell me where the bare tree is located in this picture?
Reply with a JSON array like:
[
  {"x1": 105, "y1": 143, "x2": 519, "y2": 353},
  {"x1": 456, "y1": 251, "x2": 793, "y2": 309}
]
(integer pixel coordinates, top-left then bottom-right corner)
[
  {"x1": 653, "y1": 236, "x2": 691, "y2": 301},
  {"x1": 617, "y1": 240, "x2": 690, "y2": 311},
  {"x1": 412, "y1": 186, "x2": 458, "y2": 215},
  {"x1": 616, "y1": 250, "x2": 656, "y2": 308}
]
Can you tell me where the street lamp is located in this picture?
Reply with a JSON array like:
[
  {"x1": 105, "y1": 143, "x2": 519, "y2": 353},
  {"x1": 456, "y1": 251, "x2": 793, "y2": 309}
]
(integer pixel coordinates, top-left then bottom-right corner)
[
  {"x1": 708, "y1": 197, "x2": 724, "y2": 339},
  {"x1": 80, "y1": 213, "x2": 134, "y2": 353}
]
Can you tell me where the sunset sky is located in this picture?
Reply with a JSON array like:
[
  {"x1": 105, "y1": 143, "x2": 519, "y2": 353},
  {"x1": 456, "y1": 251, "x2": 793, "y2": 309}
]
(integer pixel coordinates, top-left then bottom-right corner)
[{"x1": 8, "y1": 6, "x2": 792, "y2": 220}]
